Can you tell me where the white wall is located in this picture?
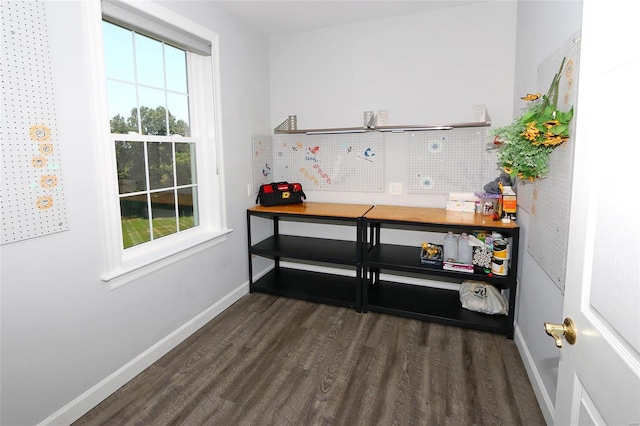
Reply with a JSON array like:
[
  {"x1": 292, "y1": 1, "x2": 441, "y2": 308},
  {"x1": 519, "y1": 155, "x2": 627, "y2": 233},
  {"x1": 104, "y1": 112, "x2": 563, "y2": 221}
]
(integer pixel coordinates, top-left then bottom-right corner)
[
  {"x1": 0, "y1": 1, "x2": 585, "y2": 424},
  {"x1": 267, "y1": 1, "x2": 582, "y2": 423},
  {"x1": 0, "y1": 1, "x2": 270, "y2": 424},
  {"x1": 511, "y1": 1, "x2": 583, "y2": 422},
  {"x1": 269, "y1": 1, "x2": 518, "y2": 207}
]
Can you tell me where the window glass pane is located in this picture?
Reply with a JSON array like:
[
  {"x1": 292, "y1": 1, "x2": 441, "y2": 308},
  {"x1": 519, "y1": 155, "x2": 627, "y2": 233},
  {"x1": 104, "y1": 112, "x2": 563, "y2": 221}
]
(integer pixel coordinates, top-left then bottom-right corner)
[
  {"x1": 167, "y1": 92, "x2": 190, "y2": 136},
  {"x1": 103, "y1": 18, "x2": 203, "y2": 254},
  {"x1": 102, "y1": 22, "x2": 135, "y2": 82},
  {"x1": 147, "y1": 142, "x2": 174, "y2": 190},
  {"x1": 175, "y1": 143, "x2": 196, "y2": 186},
  {"x1": 178, "y1": 187, "x2": 197, "y2": 231},
  {"x1": 134, "y1": 33, "x2": 164, "y2": 89},
  {"x1": 138, "y1": 87, "x2": 167, "y2": 136},
  {"x1": 165, "y1": 45, "x2": 187, "y2": 93},
  {"x1": 151, "y1": 190, "x2": 177, "y2": 239},
  {"x1": 107, "y1": 81, "x2": 138, "y2": 134},
  {"x1": 120, "y1": 194, "x2": 151, "y2": 248},
  {"x1": 115, "y1": 141, "x2": 146, "y2": 193}
]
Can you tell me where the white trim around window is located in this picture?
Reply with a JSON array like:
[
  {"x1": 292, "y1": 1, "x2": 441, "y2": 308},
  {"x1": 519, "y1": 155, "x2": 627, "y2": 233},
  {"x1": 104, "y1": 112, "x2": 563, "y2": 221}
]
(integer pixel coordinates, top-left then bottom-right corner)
[{"x1": 81, "y1": 0, "x2": 230, "y2": 289}]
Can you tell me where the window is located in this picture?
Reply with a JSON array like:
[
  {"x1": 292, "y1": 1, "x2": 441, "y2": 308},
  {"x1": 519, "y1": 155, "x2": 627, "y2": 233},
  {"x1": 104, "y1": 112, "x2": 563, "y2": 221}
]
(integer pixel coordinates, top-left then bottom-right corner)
[
  {"x1": 90, "y1": 0, "x2": 228, "y2": 283},
  {"x1": 103, "y1": 21, "x2": 198, "y2": 248}
]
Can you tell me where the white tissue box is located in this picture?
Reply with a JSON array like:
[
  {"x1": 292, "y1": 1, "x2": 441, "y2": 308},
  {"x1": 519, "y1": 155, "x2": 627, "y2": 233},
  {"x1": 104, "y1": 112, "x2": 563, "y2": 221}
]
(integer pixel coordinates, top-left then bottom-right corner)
[
  {"x1": 445, "y1": 200, "x2": 476, "y2": 212},
  {"x1": 446, "y1": 192, "x2": 479, "y2": 212}
]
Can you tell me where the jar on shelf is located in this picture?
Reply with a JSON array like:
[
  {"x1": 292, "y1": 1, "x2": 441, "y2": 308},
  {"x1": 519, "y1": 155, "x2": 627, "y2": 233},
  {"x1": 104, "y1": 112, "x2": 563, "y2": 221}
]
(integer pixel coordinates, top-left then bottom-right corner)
[
  {"x1": 443, "y1": 231, "x2": 458, "y2": 262},
  {"x1": 458, "y1": 232, "x2": 473, "y2": 265}
]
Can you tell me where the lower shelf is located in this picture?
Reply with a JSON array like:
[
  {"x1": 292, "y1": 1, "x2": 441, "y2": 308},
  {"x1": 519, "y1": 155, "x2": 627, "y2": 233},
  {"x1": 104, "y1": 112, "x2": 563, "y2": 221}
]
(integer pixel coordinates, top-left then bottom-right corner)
[
  {"x1": 365, "y1": 280, "x2": 513, "y2": 337},
  {"x1": 251, "y1": 268, "x2": 360, "y2": 310}
]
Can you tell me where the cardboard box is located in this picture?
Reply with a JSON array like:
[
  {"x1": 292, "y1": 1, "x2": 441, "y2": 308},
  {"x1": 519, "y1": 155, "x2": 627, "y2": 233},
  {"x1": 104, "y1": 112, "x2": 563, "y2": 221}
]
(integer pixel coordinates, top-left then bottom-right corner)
[
  {"x1": 443, "y1": 261, "x2": 474, "y2": 273},
  {"x1": 500, "y1": 185, "x2": 517, "y2": 221}
]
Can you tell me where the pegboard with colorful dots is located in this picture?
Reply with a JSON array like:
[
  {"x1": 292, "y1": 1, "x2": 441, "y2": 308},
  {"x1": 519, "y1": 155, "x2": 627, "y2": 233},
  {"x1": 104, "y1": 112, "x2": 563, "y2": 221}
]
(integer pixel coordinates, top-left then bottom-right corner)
[
  {"x1": 253, "y1": 133, "x2": 385, "y2": 193},
  {"x1": 1, "y1": 1, "x2": 69, "y2": 244},
  {"x1": 408, "y1": 128, "x2": 488, "y2": 194}
]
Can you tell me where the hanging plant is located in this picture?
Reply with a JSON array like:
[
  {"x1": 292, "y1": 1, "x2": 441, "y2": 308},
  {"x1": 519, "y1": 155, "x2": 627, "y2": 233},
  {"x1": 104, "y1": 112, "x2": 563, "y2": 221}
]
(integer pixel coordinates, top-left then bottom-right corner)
[{"x1": 491, "y1": 57, "x2": 574, "y2": 181}]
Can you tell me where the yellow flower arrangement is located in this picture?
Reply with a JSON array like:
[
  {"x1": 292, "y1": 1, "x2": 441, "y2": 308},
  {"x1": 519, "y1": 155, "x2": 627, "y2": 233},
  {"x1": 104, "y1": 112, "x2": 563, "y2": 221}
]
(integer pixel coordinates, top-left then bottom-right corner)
[{"x1": 491, "y1": 57, "x2": 574, "y2": 181}]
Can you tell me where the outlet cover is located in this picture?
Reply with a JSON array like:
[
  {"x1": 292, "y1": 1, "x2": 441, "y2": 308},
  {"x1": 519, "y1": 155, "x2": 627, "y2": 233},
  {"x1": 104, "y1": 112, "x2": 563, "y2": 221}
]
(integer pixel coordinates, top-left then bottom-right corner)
[{"x1": 389, "y1": 182, "x2": 403, "y2": 195}]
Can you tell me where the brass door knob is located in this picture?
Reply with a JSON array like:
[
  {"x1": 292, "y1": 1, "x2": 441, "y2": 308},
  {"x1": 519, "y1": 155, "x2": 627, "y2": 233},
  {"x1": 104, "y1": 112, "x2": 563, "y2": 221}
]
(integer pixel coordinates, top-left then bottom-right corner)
[{"x1": 544, "y1": 317, "x2": 577, "y2": 348}]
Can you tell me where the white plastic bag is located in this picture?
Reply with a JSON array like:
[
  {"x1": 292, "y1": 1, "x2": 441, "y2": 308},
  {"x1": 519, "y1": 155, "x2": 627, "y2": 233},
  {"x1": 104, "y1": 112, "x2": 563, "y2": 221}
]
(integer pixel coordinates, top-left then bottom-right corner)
[{"x1": 459, "y1": 280, "x2": 508, "y2": 315}]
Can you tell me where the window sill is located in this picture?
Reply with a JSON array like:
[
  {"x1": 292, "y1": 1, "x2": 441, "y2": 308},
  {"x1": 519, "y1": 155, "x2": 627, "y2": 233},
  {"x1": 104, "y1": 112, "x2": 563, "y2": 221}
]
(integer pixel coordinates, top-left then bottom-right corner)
[{"x1": 102, "y1": 228, "x2": 233, "y2": 290}]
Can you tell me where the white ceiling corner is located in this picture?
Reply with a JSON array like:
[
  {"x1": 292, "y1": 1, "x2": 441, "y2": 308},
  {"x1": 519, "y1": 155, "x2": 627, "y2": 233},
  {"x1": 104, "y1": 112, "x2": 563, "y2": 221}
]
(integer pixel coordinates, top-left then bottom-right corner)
[{"x1": 212, "y1": 1, "x2": 482, "y2": 35}]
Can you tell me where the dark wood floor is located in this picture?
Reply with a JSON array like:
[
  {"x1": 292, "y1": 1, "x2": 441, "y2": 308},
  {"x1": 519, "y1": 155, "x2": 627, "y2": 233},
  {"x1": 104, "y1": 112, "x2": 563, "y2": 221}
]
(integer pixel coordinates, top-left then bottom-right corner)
[{"x1": 74, "y1": 293, "x2": 545, "y2": 425}]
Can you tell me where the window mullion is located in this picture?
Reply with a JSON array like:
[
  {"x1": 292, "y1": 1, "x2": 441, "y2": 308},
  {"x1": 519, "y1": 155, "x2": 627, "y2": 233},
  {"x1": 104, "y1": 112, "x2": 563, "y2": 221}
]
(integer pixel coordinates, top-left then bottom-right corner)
[
  {"x1": 162, "y1": 41, "x2": 170, "y2": 136},
  {"x1": 172, "y1": 142, "x2": 180, "y2": 232},
  {"x1": 131, "y1": 29, "x2": 142, "y2": 134},
  {"x1": 143, "y1": 141, "x2": 153, "y2": 241}
]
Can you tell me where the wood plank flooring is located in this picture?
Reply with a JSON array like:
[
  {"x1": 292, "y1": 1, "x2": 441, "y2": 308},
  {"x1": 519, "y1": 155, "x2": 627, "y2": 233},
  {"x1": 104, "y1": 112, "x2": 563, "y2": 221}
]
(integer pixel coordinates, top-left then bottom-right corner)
[{"x1": 74, "y1": 294, "x2": 545, "y2": 425}]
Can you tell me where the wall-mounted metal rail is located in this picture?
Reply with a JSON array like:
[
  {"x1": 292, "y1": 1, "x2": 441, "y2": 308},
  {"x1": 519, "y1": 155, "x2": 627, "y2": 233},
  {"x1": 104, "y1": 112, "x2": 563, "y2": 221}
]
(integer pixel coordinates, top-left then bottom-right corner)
[{"x1": 273, "y1": 107, "x2": 491, "y2": 135}]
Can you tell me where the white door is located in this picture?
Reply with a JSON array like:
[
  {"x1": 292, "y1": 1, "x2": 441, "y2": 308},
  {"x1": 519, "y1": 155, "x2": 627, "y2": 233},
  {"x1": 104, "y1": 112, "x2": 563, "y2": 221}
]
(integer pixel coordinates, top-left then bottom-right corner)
[{"x1": 551, "y1": 0, "x2": 640, "y2": 424}]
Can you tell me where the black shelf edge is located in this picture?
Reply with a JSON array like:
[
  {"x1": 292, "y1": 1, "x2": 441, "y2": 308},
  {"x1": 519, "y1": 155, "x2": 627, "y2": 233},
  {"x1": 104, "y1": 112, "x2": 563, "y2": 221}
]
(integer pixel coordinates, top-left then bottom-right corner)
[
  {"x1": 366, "y1": 280, "x2": 511, "y2": 336},
  {"x1": 366, "y1": 219, "x2": 520, "y2": 238},
  {"x1": 252, "y1": 268, "x2": 359, "y2": 310},
  {"x1": 249, "y1": 211, "x2": 361, "y2": 225},
  {"x1": 366, "y1": 243, "x2": 516, "y2": 288},
  {"x1": 252, "y1": 235, "x2": 360, "y2": 265}
]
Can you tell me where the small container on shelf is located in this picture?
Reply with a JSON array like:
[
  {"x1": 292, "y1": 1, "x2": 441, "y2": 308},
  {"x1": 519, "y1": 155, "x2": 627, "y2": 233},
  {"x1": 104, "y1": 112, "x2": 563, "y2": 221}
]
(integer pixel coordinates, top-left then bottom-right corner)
[
  {"x1": 472, "y1": 246, "x2": 492, "y2": 269},
  {"x1": 420, "y1": 242, "x2": 443, "y2": 268},
  {"x1": 475, "y1": 192, "x2": 500, "y2": 216},
  {"x1": 491, "y1": 258, "x2": 509, "y2": 276},
  {"x1": 493, "y1": 239, "x2": 509, "y2": 260},
  {"x1": 457, "y1": 232, "x2": 473, "y2": 265},
  {"x1": 443, "y1": 231, "x2": 458, "y2": 262}
]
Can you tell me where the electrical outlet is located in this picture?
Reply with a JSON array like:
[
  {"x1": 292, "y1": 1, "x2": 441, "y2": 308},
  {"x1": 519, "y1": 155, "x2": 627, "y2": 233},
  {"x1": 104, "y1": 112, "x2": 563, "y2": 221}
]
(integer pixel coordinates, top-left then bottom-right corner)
[
  {"x1": 247, "y1": 183, "x2": 253, "y2": 197},
  {"x1": 389, "y1": 182, "x2": 403, "y2": 195}
]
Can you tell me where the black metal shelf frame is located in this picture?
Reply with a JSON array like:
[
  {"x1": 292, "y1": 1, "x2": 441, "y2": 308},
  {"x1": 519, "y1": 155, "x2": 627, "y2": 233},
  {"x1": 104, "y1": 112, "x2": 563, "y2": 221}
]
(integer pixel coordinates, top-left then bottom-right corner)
[
  {"x1": 247, "y1": 209, "x2": 366, "y2": 312},
  {"x1": 363, "y1": 219, "x2": 519, "y2": 339},
  {"x1": 247, "y1": 206, "x2": 519, "y2": 338}
]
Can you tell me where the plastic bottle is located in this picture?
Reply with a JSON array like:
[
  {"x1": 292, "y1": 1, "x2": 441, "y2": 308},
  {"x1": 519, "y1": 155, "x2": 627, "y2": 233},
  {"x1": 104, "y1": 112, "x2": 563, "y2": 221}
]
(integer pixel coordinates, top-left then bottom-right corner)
[
  {"x1": 443, "y1": 232, "x2": 458, "y2": 262},
  {"x1": 457, "y1": 232, "x2": 473, "y2": 264}
]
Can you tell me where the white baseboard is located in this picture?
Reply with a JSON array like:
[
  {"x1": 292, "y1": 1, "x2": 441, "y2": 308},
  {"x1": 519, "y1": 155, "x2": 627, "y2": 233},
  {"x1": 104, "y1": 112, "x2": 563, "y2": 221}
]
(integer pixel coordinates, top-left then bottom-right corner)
[
  {"x1": 514, "y1": 322, "x2": 555, "y2": 425},
  {"x1": 39, "y1": 282, "x2": 249, "y2": 426}
]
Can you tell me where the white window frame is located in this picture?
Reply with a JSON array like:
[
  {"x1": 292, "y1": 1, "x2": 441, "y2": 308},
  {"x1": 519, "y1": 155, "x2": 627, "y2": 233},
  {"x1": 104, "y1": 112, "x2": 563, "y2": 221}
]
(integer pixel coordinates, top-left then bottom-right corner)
[{"x1": 82, "y1": 0, "x2": 230, "y2": 288}]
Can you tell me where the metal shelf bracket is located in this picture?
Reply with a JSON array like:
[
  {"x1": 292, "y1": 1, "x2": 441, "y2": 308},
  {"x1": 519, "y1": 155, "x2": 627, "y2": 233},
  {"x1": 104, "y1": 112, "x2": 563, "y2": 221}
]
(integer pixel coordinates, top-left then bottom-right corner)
[{"x1": 273, "y1": 106, "x2": 491, "y2": 135}]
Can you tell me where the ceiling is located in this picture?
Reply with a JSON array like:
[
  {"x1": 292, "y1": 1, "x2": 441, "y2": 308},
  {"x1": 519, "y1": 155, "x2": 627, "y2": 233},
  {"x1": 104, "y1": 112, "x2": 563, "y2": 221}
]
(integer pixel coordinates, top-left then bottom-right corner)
[{"x1": 212, "y1": 1, "x2": 478, "y2": 35}]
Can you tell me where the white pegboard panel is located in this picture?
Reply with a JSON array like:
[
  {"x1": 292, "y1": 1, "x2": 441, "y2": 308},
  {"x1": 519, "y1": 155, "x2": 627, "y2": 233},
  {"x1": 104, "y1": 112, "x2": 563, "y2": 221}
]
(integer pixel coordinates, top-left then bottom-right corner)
[
  {"x1": 252, "y1": 135, "x2": 274, "y2": 192},
  {"x1": 1, "y1": 1, "x2": 69, "y2": 244},
  {"x1": 407, "y1": 128, "x2": 487, "y2": 194},
  {"x1": 272, "y1": 133, "x2": 385, "y2": 192},
  {"x1": 527, "y1": 32, "x2": 581, "y2": 292}
]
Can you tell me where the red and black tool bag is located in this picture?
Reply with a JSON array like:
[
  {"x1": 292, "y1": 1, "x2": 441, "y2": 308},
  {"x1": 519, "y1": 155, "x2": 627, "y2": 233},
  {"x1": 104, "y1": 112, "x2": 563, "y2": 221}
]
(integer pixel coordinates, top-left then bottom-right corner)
[{"x1": 255, "y1": 181, "x2": 306, "y2": 207}]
